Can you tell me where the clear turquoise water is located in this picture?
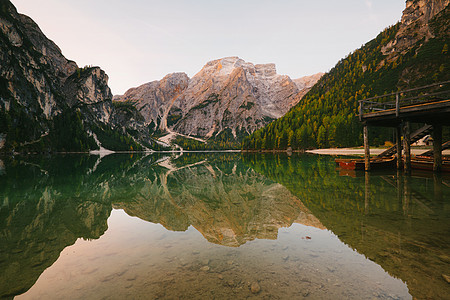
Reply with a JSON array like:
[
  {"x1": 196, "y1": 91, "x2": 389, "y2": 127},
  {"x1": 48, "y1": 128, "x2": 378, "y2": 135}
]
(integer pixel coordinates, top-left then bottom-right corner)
[{"x1": 0, "y1": 153, "x2": 449, "y2": 299}]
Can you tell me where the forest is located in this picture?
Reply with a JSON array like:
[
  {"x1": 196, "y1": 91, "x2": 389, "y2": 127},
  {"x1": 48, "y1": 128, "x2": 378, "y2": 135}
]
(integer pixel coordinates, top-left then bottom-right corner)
[{"x1": 242, "y1": 6, "x2": 449, "y2": 151}]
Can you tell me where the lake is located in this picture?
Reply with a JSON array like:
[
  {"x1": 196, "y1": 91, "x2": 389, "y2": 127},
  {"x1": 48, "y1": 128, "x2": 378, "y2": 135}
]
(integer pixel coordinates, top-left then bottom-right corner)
[{"x1": 0, "y1": 153, "x2": 449, "y2": 299}]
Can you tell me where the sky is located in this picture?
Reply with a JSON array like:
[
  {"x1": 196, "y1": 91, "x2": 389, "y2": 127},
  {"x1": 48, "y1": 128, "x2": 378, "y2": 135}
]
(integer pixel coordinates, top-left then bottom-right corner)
[{"x1": 12, "y1": 0, "x2": 406, "y2": 95}]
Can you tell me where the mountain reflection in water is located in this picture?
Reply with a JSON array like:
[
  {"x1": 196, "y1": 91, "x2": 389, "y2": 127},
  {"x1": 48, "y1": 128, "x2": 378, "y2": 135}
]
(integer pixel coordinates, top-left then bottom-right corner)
[{"x1": 0, "y1": 153, "x2": 448, "y2": 299}]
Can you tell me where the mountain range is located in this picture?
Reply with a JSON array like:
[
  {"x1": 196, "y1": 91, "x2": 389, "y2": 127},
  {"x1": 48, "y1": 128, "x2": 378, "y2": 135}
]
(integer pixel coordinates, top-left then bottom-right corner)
[
  {"x1": 114, "y1": 57, "x2": 322, "y2": 146},
  {"x1": 1, "y1": 0, "x2": 448, "y2": 153},
  {"x1": 0, "y1": 0, "x2": 320, "y2": 153}
]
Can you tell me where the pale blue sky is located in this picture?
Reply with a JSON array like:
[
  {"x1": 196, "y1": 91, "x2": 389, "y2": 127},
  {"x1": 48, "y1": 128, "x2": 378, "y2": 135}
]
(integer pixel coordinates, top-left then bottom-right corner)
[{"x1": 12, "y1": 0, "x2": 405, "y2": 94}]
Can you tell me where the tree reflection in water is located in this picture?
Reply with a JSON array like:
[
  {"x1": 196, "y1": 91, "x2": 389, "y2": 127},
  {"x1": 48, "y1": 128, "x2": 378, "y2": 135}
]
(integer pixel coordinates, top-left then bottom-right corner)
[
  {"x1": 243, "y1": 153, "x2": 450, "y2": 300},
  {"x1": 0, "y1": 153, "x2": 448, "y2": 299}
]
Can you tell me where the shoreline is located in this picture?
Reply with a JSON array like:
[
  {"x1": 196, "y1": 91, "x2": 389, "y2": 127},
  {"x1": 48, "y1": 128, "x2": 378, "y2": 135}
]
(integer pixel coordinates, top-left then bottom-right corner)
[
  {"x1": 306, "y1": 148, "x2": 450, "y2": 156},
  {"x1": 2, "y1": 148, "x2": 450, "y2": 157}
]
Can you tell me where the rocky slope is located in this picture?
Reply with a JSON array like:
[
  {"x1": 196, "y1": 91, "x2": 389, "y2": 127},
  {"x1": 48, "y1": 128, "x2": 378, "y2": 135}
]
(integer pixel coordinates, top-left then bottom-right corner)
[
  {"x1": 292, "y1": 72, "x2": 325, "y2": 90},
  {"x1": 292, "y1": 72, "x2": 325, "y2": 100},
  {"x1": 382, "y1": 0, "x2": 450, "y2": 57},
  {"x1": 114, "y1": 57, "x2": 322, "y2": 140},
  {"x1": 113, "y1": 72, "x2": 189, "y2": 132},
  {"x1": 0, "y1": 0, "x2": 157, "y2": 152}
]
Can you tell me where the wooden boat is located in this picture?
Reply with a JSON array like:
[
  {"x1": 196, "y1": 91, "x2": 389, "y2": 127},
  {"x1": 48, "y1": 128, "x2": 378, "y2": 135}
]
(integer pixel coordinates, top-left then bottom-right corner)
[
  {"x1": 335, "y1": 157, "x2": 396, "y2": 170},
  {"x1": 411, "y1": 156, "x2": 450, "y2": 172}
]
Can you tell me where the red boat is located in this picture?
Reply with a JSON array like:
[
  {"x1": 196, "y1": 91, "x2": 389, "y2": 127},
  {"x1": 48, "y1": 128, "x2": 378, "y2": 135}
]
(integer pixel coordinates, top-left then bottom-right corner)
[{"x1": 335, "y1": 157, "x2": 396, "y2": 170}]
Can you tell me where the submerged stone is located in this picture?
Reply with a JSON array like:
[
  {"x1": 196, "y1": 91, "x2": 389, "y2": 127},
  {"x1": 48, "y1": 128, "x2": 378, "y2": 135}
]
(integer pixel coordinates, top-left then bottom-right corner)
[{"x1": 250, "y1": 282, "x2": 261, "y2": 294}]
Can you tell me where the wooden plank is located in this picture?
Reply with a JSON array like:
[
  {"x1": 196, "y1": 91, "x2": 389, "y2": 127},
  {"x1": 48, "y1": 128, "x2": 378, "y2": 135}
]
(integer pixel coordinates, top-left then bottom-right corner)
[
  {"x1": 361, "y1": 100, "x2": 450, "y2": 127},
  {"x1": 361, "y1": 80, "x2": 450, "y2": 102},
  {"x1": 363, "y1": 99, "x2": 450, "y2": 118}
]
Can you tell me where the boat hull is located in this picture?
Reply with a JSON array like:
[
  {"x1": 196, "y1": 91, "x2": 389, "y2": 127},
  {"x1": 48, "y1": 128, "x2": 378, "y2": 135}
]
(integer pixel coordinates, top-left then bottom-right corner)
[
  {"x1": 335, "y1": 158, "x2": 395, "y2": 171},
  {"x1": 411, "y1": 157, "x2": 450, "y2": 172}
]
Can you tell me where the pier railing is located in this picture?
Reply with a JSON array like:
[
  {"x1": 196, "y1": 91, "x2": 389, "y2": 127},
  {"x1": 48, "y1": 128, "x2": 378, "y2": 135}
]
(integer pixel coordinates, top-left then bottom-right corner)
[{"x1": 359, "y1": 81, "x2": 450, "y2": 121}]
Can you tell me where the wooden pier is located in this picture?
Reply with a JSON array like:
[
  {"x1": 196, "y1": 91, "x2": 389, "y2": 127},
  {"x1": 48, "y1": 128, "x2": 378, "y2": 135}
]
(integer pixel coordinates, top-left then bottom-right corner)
[{"x1": 359, "y1": 81, "x2": 450, "y2": 172}]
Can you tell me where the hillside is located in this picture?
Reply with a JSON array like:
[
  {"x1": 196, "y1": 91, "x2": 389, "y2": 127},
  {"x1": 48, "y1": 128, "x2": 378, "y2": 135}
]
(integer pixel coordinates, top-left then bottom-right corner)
[
  {"x1": 0, "y1": 0, "x2": 166, "y2": 153},
  {"x1": 242, "y1": 0, "x2": 450, "y2": 151}
]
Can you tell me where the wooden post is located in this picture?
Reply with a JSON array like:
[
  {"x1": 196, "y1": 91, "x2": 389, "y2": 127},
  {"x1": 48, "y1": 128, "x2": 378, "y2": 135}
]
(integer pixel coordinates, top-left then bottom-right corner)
[
  {"x1": 433, "y1": 124, "x2": 442, "y2": 172},
  {"x1": 396, "y1": 125, "x2": 402, "y2": 170},
  {"x1": 403, "y1": 121, "x2": 411, "y2": 174},
  {"x1": 395, "y1": 93, "x2": 400, "y2": 117},
  {"x1": 364, "y1": 125, "x2": 370, "y2": 171}
]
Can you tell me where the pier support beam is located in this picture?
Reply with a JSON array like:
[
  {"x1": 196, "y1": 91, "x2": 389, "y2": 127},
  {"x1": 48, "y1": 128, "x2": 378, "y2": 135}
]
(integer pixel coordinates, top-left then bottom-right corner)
[
  {"x1": 432, "y1": 124, "x2": 442, "y2": 172},
  {"x1": 364, "y1": 125, "x2": 370, "y2": 171},
  {"x1": 396, "y1": 126, "x2": 403, "y2": 170},
  {"x1": 403, "y1": 122, "x2": 411, "y2": 174}
]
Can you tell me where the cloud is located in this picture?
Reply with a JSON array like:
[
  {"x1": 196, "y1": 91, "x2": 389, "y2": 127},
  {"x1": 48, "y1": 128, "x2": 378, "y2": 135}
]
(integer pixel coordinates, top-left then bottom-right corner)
[{"x1": 365, "y1": 0, "x2": 373, "y2": 10}]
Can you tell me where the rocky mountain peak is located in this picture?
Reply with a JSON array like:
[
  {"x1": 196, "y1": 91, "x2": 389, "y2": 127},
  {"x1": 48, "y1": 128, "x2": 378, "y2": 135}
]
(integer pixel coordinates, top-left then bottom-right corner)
[
  {"x1": 159, "y1": 72, "x2": 190, "y2": 88},
  {"x1": 255, "y1": 63, "x2": 277, "y2": 78},
  {"x1": 197, "y1": 56, "x2": 278, "y2": 80},
  {"x1": 115, "y1": 57, "x2": 322, "y2": 141}
]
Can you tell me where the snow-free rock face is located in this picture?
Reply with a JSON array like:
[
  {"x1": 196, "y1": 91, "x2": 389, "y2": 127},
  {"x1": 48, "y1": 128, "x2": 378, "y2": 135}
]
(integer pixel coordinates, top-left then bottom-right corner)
[
  {"x1": 63, "y1": 67, "x2": 114, "y2": 124},
  {"x1": 0, "y1": 0, "x2": 153, "y2": 151},
  {"x1": 174, "y1": 57, "x2": 300, "y2": 138},
  {"x1": 115, "y1": 57, "x2": 322, "y2": 139},
  {"x1": 382, "y1": 0, "x2": 450, "y2": 56},
  {"x1": 113, "y1": 72, "x2": 189, "y2": 132},
  {"x1": 293, "y1": 73, "x2": 325, "y2": 90},
  {"x1": 0, "y1": 0, "x2": 77, "y2": 119},
  {"x1": 292, "y1": 72, "x2": 325, "y2": 100}
]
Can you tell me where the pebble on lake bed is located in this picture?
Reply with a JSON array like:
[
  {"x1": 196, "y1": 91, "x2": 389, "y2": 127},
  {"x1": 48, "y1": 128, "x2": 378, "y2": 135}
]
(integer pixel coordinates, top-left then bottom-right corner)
[
  {"x1": 442, "y1": 274, "x2": 450, "y2": 284},
  {"x1": 250, "y1": 282, "x2": 261, "y2": 294}
]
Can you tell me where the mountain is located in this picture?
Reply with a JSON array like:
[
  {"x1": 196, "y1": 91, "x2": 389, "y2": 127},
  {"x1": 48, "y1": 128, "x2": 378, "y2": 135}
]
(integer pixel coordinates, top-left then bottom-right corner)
[
  {"x1": 0, "y1": 0, "x2": 321, "y2": 153},
  {"x1": 242, "y1": 0, "x2": 450, "y2": 151},
  {"x1": 0, "y1": 0, "x2": 164, "y2": 153},
  {"x1": 114, "y1": 57, "x2": 322, "y2": 148}
]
